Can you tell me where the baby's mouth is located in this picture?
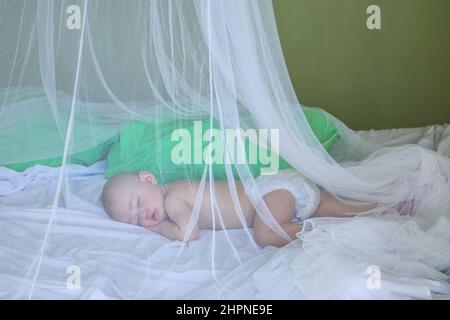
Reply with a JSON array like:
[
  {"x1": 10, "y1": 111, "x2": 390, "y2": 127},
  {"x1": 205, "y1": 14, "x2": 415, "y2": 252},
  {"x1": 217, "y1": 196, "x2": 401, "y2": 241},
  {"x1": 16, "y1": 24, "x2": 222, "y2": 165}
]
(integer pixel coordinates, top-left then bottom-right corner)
[{"x1": 151, "y1": 208, "x2": 158, "y2": 221}]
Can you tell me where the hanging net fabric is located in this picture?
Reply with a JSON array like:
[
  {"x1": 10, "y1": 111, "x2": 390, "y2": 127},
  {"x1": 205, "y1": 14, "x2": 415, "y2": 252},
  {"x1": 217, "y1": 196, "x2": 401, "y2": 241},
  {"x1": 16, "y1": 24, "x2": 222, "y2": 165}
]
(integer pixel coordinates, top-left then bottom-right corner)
[{"x1": 1, "y1": 0, "x2": 449, "y2": 299}]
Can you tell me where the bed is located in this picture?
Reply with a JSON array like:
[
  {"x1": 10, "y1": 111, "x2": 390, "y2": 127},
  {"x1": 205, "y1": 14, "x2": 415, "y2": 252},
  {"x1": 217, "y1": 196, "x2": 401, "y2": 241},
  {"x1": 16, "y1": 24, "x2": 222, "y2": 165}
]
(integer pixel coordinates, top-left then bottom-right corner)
[{"x1": 1, "y1": 123, "x2": 449, "y2": 299}]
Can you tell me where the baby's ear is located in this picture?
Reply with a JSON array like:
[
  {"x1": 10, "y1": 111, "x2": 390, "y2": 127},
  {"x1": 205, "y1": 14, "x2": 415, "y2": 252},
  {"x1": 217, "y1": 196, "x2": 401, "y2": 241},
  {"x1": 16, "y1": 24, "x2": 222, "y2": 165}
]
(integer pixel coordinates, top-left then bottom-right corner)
[{"x1": 138, "y1": 171, "x2": 157, "y2": 185}]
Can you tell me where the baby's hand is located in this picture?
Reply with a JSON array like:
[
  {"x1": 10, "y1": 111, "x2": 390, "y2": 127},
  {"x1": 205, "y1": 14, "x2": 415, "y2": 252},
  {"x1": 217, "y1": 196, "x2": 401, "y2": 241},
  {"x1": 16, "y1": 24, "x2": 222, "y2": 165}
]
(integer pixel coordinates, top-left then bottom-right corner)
[
  {"x1": 143, "y1": 219, "x2": 195, "y2": 242},
  {"x1": 143, "y1": 224, "x2": 161, "y2": 233}
]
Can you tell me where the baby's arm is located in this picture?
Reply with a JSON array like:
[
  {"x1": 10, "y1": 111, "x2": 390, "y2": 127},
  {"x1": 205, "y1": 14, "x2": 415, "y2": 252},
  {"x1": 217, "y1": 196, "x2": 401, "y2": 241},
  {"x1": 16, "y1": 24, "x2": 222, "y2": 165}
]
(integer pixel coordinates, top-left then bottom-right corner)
[
  {"x1": 146, "y1": 219, "x2": 189, "y2": 241},
  {"x1": 147, "y1": 197, "x2": 199, "y2": 242}
]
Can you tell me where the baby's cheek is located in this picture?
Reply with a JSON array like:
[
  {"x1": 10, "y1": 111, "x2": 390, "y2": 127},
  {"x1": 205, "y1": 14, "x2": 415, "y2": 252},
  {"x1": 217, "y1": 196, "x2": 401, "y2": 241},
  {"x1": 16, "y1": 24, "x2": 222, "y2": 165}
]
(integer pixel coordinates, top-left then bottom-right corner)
[{"x1": 149, "y1": 194, "x2": 160, "y2": 207}]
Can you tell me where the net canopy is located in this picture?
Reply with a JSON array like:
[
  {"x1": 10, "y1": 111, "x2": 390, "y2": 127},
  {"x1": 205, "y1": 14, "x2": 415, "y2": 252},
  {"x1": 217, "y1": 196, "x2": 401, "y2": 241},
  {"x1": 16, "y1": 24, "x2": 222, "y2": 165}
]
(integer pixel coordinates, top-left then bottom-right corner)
[{"x1": 1, "y1": 0, "x2": 449, "y2": 299}]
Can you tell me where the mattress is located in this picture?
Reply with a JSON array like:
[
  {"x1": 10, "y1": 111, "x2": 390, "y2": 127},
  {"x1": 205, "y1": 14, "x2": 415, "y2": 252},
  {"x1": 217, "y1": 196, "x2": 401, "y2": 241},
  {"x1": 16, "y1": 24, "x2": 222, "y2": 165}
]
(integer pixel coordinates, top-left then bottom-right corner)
[{"x1": 1, "y1": 123, "x2": 449, "y2": 299}]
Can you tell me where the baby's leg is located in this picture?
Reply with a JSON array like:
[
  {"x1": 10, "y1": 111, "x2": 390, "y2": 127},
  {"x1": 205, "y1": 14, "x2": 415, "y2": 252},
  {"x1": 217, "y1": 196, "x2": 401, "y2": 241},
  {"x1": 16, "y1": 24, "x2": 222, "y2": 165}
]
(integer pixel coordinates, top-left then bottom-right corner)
[
  {"x1": 311, "y1": 189, "x2": 378, "y2": 218},
  {"x1": 253, "y1": 189, "x2": 303, "y2": 247}
]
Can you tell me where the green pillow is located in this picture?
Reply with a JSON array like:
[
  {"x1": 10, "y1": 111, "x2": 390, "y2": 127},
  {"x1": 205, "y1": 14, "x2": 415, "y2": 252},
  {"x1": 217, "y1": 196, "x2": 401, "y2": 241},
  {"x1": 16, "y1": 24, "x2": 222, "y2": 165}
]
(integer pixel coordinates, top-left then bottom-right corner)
[
  {"x1": 0, "y1": 88, "x2": 119, "y2": 172},
  {"x1": 4, "y1": 136, "x2": 118, "y2": 172},
  {"x1": 302, "y1": 107, "x2": 340, "y2": 151},
  {"x1": 105, "y1": 108, "x2": 339, "y2": 182}
]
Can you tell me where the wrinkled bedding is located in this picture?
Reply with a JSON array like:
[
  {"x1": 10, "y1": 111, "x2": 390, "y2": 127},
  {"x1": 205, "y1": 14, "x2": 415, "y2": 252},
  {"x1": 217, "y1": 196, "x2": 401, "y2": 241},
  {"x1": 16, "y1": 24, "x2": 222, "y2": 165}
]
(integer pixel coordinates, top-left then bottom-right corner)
[{"x1": 1, "y1": 123, "x2": 449, "y2": 299}]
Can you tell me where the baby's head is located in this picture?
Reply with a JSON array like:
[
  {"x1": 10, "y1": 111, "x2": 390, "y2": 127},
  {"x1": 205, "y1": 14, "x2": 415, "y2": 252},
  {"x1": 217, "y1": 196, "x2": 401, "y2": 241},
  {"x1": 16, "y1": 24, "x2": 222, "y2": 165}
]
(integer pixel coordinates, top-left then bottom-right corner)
[{"x1": 101, "y1": 171, "x2": 167, "y2": 228}]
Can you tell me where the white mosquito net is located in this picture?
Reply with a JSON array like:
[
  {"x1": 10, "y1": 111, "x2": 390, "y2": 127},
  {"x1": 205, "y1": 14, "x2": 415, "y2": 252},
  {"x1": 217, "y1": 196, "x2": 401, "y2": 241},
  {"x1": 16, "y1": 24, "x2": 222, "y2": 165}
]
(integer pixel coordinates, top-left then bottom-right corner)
[{"x1": 1, "y1": 0, "x2": 449, "y2": 299}]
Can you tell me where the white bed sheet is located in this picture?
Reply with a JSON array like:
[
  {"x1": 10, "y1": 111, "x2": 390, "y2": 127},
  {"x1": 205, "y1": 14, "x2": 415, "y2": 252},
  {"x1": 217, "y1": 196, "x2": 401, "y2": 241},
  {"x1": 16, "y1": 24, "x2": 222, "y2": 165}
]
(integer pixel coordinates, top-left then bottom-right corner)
[{"x1": 1, "y1": 123, "x2": 449, "y2": 299}]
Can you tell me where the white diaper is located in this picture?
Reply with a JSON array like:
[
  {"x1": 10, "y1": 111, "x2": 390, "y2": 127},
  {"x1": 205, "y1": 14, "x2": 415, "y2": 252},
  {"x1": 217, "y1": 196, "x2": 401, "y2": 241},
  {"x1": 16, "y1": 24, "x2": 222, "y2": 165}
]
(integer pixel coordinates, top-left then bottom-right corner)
[{"x1": 246, "y1": 169, "x2": 321, "y2": 221}]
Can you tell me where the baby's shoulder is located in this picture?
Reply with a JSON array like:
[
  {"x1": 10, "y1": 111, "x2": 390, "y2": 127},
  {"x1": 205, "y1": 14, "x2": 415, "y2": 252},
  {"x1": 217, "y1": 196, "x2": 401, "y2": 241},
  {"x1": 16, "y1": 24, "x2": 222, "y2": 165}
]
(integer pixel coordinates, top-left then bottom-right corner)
[
  {"x1": 168, "y1": 179, "x2": 199, "y2": 194},
  {"x1": 165, "y1": 180, "x2": 197, "y2": 204}
]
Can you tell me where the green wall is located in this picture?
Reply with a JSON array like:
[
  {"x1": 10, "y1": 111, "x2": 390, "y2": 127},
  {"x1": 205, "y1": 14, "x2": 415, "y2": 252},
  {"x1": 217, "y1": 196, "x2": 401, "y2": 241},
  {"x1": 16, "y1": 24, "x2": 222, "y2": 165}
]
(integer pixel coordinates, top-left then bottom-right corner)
[{"x1": 274, "y1": 0, "x2": 450, "y2": 130}]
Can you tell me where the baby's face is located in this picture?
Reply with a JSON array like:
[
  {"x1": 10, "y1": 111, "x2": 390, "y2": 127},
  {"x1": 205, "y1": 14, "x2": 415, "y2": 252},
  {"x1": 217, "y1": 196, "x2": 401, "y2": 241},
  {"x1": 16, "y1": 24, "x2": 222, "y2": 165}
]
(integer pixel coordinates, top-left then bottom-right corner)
[{"x1": 110, "y1": 172, "x2": 167, "y2": 228}]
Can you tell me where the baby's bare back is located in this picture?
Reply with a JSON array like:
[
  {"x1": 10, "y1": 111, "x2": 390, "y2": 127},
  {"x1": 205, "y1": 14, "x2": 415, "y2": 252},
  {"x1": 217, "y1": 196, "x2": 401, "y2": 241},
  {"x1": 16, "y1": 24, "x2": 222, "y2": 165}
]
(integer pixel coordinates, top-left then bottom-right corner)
[{"x1": 167, "y1": 180, "x2": 256, "y2": 230}]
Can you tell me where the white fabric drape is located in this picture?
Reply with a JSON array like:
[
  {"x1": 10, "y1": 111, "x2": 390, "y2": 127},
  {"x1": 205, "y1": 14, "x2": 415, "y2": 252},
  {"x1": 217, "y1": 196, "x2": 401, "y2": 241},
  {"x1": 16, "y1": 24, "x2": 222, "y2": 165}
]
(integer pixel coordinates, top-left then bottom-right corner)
[{"x1": 0, "y1": 0, "x2": 449, "y2": 299}]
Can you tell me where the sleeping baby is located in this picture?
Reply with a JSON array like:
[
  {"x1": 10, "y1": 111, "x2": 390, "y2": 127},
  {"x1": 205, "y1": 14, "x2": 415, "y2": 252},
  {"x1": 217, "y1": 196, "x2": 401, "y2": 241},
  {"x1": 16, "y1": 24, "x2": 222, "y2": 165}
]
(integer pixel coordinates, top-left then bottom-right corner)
[{"x1": 101, "y1": 170, "x2": 411, "y2": 247}]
